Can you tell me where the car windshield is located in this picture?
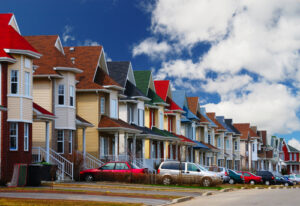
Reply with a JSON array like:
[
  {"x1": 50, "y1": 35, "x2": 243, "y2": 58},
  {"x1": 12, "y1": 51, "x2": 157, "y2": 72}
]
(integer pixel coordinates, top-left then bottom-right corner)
[
  {"x1": 196, "y1": 164, "x2": 208, "y2": 171},
  {"x1": 229, "y1": 170, "x2": 238, "y2": 175}
]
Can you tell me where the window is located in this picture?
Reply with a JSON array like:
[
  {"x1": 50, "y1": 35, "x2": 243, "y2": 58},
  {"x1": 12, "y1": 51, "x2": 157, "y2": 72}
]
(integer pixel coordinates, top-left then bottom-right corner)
[
  {"x1": 115, "y1": 163, "x2": 129, "y2": 170},
  {"x1": 187, "y1": 163, "x2": 199, "y2": 172},
  {"x1": 252, "y1": 143, "x2": 255, "y2": 152},
  {"x1": 192, "y1": 123, "x2": 196, "y2": 140},
  {"x1": 159, "y1": 111, "x2": 164, "y2": 129},
  {"x1": 290, "y1": 153, "x2": 292, "y2": 161},
  {"x1": 25, "y1": 72, "x2": 30, "y2": 96},
  {"x1": 101, "y1": 163, "x2": 115, "y2": 170},
  {"x1": 217, "y1": 137, "x2": 221, "y2": 148},
  {"x1": 24, "y1": 123, "x2": 29, "y2": 151},
  {"x1": 9, "y1": 123, "x2": 18, "y2": 151},
  {"x1": 110, "y1": 99, "x2": 117, "y2": 118},
  {"x1": 234, "y1": 141, "x2": 238, "y2": 150},
  {"x1": 138, "y1": 109, "x2": 144, "y2": 127},
  {"x1": 226, "y1": 139, "x2": 230, "y2": 149},
  {"x1": 57, "y1": 130, "x2": 64, "y2": 154},
  {"x1": 100, "y1": 97, "x2": 105, "y2": 114},
  {"x1": 25, "y1": 58, "x2": 31, "y2": 68},
  {"x1": 69, "y1": 86, "x2": 74, "y2": 106},
  {"x1": 11, "y1": 70, "x2": 18, "y2": 94},
  {"x1": 176, "y1": 120, "x2": 180, "y2": 134},
  {"x1": 69, "y1": 131, "x2": 72, "y2": 154},
  {"x1": 161, "y1": 162, "x2": 184, "y2": 170},
  {"x1": 168, "y1": 117, "x2": 172, "y2": 132},
  {"x1": 58, "y1": 85, "x2": 64, "y2": 105},
  {"x1": 150, "y1": 109, "x2": 155, "y2": 128},
  {"x1": 128, "y1": 106, "x2": 133, "y2": 123},
  {"x1": 294, "y1": 153, "x2": 297, "y2": 161},
  {"x1": 208, "y1": 134, "x2": 211, "y2": 144},
  {"x1": 246, "y1": 143, "x2": 248, "y2": 151}
]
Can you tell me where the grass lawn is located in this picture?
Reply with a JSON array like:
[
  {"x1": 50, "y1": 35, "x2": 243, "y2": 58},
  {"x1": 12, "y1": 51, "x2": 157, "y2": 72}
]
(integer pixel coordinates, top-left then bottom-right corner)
[{"x1": 0, "y1": 198, "x2": 143, "y2": 206}]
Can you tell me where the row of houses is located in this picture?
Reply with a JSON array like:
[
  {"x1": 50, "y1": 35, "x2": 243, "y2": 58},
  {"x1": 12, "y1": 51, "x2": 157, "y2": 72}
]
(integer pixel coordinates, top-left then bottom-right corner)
[{"x1": 0, "y1": 14, "x2": 299, "y2": 182}]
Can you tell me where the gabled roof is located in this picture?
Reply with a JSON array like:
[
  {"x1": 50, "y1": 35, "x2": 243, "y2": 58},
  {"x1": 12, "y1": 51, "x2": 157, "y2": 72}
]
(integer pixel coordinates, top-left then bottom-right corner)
[
  {"x1": 200, "y1": 108, "x2": 216, "y2": 126},
  {"x1": 233, "y1": 123, "x2": 250, "y2": 140},
  {"x1": 134, "y1": 70, "x2": 152, "y2": 95},
  {"x1": 146, "y1": 89, "x2": 166, "y2": 105},
  {"x1": 0, "y1": 14, "x2": 40, "y2": 61},
  {"x1": 123, "y1": 80, "x2": 148, "y2": 99},
  {"x1": 287, "y1": 144, "x2": 300, "y2": 153},
  {"x1": 76, "y1": 115, "x2": 94, "y2": 128},
  {"x1": 107, "y1": 61, "x2": 132, "y2": 88},
  {"x1": 166, "y1": 96, "x2": 184, "y2": 112},
  {"x1": 172, "y1": 90, "x2": 186, "y2": 108},
  {"x1": 225, "y1": 119, "x2": 241, "y2": 135},
  {"x1": 249, "y1": 127, "x2": 259, "y2": 138},
  {"x1": 216, "y1": 116, "x2": 232, "y2": 133},
  {"x1": 207, "y1": 112, "x2": 226, "y2": 131},
  {"x1": 98, "y1": 115, "x2": 141, "y2": 133},
  {"x1": 64, "y1": 46, "x2": 120, "y2": 90},
  {"x1": 154, "y1": 80, "x2": 171, "y2": 101},
  {"x1": 33, "y1": 102, "x2": 55, "y2": 120},
  {"x1": 187, "y1": 97, "x2": 198, "y2": 115},
  {"x1": 25, "y1": 35, "x2": 78, "y2": 76}
]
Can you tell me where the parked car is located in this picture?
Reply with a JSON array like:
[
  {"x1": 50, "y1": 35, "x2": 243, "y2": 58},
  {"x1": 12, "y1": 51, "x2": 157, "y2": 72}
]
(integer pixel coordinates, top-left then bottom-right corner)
[
  {"x1": 205, "y1": 166, "x2": 230, "y2": 183},
  {"x1": 237, "y1": 171, "x2": 262, "y2": 185},
  {"x1": 158, "y1": 161, "x2": 222, "y2": 187},
  {"x1": 284, "y1": 174, "x2": 300, "y2": 185},
  {"x1": 228, "y1": 169, "x2": 244, "y2": 184},
  {"x1": 256, "y1": 171, "x2": 275, "y2": 185},
  {"x1": 80, "y1": 161, "x2": 147, "y2": 181},
  {"x1": 274, "y1": 176, "x2": 294, "y2": 186}
]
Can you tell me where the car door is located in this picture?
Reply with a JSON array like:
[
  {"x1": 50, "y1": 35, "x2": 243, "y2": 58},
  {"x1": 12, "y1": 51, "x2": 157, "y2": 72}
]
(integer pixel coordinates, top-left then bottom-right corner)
[
  {"x1": 243, "y1": 172, "x2": 251, "y2": 183},
  {"x1": 114, "y1": 162, "x2": 130, "y2": 173},
  {"x1": 186, "y1": 163, "x2": 200, "y2": 176},
  {"x1": 99, "y1": 162, "x2": 115, "y2": 180}
]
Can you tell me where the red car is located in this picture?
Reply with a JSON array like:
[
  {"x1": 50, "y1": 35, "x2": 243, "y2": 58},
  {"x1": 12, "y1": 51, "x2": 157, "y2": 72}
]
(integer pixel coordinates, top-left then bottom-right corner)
[
  {"x1": 238, "y1": 171, "x2": 262, "y2": 185},
  {"x1": 80, "y1": 161, "x2": 148, "y2": 182}
]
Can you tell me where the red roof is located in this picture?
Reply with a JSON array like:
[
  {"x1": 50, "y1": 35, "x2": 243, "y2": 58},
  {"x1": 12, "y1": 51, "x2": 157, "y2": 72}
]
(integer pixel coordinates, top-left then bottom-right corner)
[
  {"x1": 154, "y1": 80, "x2": 170, "y2": 101},
  {"x1": 33, "y1": 102, "x2": 54, "y2": 116},
  {"x1": 207, "y1": 112, "x2": 225, "y2": 131},
  {"x1": 173, "y1": 134, "x2": 195, "y2": 144},
  {"x1": 0, "y1": 14, "x2": 40, "y2": 60},
  {"x1": 233, "y1": 123, "x2": 250, "y2": 140},
  {"x1": 166, "y1": 97, "x2": 183, "y2": 111},
  {"x1": 187, "y1": 97, "x2": 198, "y2": 115},
  {"x1": 98, "y1": 115, "x2": 140, "y2": 131}
]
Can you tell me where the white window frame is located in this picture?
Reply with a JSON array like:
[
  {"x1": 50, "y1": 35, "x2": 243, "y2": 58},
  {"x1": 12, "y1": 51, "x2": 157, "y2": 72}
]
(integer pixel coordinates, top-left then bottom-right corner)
[
  {"x1": 25, "y1": 58, "x2": 31, "y2": 68},
  {"x1": 57, "y1": 130, "x2": 64, "y2": 154},
  {"x1": 69, "y1": 131, "x2": 72, "y2": 154},
  {"x1": 192, "y1": 123, "x2": 196, "y2": 140},
  {"x1": 159, "y1": 111, "x2": 164, "y2": 130},
  {"x1": 110, "y1": 99, "x2": 118, "y2": 118},
  {"x1": 226, "y1": 139, "x2": 230, "y2": 149},
  {"x1": 24, "y1": 123, "x2": 29, "y2": 151},
  {"x1": 69, "y1": 85, "x2": 74, "y2": 107},
  {"x1": 9, "y1": 122, "x2": 18, "y2": 151},
  {"x1": 138, "y1": 109, "x2": 144, "y2": 127},
  {"x1": 24, "y1": 72, "x2": 30, "y2": 96},
  {"x1": 10, "y1": 70, "x2": 18, "y2": 94},
  {"x1": 58, "y1": 84, "x2": 65, "y2": 105},
  {"x1": 100, "y1": 97, "x2": 105, "y2": 114}
]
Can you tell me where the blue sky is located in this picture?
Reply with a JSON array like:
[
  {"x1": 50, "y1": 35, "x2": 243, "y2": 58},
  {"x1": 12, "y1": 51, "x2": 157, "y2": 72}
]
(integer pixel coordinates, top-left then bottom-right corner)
[{"x1": 2, "y1": 0, "x2": 300, "y2": 146}]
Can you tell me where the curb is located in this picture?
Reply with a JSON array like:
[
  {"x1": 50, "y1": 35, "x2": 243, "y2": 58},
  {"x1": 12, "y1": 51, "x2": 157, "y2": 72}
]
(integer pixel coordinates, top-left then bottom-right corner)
[
  {"x1": 202, "y1": 192, "x2": 213, "y2": 196},
  {"x1": 160, "y1": 196, "x2": 193, "y2": 206},
  {"x1": 220, "y1": 188, "x2": 233, "y2": 192}
]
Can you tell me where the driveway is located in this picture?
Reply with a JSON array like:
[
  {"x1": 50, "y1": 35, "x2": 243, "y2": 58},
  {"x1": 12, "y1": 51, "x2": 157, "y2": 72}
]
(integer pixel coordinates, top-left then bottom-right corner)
[{"x1": 174, "y1": 188, "x2": 300, "y2": 206}]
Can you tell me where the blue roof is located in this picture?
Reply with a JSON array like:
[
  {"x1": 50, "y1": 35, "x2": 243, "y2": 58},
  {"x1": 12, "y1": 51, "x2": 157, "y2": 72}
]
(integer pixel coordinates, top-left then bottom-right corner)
[
  {"x1": 200, "y1": 108, "x2": 217, "y2": 127},
  {"x1": 172, "y1": 90, "x2": 186, "y2": 108},
  {"x1": 193, "y1": 140, "x2": 210, "y2": 149},
  {"x1": 181, "y1": 116, "x2": 191, "y2": 122},
  {"x1": 216, "y1": 116, "x2": 232, "y2": 133},
  {"x1": 224, "y1": 119, "x2": 241, "y2": 135},
  {"x1": 184, "y1": 106, "x2": 199, "y2": 120}
]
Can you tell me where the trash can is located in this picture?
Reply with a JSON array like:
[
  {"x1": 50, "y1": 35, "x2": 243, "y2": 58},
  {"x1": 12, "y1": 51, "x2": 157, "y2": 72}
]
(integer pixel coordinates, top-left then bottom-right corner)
[
  {"x1": 27, "y1": 164, "x2": 42, "y2": 186},
  {"x1": 40, "y1": 164, "x2": 57, "y2": 181}
]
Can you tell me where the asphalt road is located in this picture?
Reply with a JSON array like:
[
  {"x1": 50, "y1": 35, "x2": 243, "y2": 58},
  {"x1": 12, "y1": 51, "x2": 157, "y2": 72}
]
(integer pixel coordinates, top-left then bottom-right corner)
[
  {"x1": 0, "y1": 192, "x2": 169, "y2": 206},
  {"x1": 175, "y1": 188, "x2": 300, "y2": 206}
]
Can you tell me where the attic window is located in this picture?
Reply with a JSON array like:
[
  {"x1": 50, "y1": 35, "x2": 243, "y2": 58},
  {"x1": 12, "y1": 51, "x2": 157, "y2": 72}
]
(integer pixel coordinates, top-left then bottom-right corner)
[{"x1": 69, "y1": 47, "x2": 75, "y2": 52}]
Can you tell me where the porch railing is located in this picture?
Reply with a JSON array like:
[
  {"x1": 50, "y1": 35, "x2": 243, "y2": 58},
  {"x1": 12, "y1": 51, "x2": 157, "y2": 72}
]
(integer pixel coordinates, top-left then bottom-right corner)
[
  {"x1": 49, "y1": 148, "x2": 73, "y2": 180},
  {"x1": 32, "y1": 147, "x2": 65, "y2": 180},
  {"x1": 78, "y1": 151, "x2": 104, "y2": 169}
]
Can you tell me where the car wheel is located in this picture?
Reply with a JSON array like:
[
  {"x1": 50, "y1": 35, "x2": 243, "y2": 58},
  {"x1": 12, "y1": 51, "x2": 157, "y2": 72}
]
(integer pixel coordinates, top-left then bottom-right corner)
[
  {"x1": 202, "y1": 177, "x2": 212, "y2": 187},
  {"x1": 250, "y1": 180, "x2": 255, "y2": 185},
  {"x1": 229, "y1": 179, "x2": 235, "y2": 184},
  {"x1": 85, "y1": 174, "x2": 94, "y2": 182},
  {"x1": 162, "y1": 176, "x2": 172, "y2": 185},
  {"x1": 265, "y1": 180, "x2": 270, "y2": 185},
  {"x1": 285, "y1": 183, "x2": 289, "y2": 187}
]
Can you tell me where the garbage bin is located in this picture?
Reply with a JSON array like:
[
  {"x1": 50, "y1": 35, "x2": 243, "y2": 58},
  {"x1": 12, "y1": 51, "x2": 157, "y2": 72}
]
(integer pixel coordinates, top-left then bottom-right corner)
[
  {"x1": 40, "y1": 164, "x2": 57, "y2": 181},
  {"x1": 27, "y1": 164, "x2": 42, "y2": 186}
]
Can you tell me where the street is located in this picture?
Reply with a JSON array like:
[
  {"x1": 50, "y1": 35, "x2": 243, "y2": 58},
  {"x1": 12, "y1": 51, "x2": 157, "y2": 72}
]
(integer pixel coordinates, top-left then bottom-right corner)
[{"x1": 175, "y1": 188, "x2": 300, "y2": 206}]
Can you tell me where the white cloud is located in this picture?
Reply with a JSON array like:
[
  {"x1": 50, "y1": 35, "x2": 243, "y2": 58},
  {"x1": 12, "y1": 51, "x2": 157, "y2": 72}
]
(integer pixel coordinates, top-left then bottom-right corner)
[
  {"x1": 288, "y1": 138, "x2": 300, "y2": 151},
  {"x1": 135, "y1": 0, "x2": 300, "y2": 135},
  {"x1": 205, "y1": 81, "x2": 300, "y2": 134},
  {"x1": 132, "y1": 37, "x2": 172, "y2": 59},
  {"x1": 81, "y1": 39, "x2": 100, "y2": 46},
  {"x1": 62, "y1": 25, "x2": 75, "y2": 43}
]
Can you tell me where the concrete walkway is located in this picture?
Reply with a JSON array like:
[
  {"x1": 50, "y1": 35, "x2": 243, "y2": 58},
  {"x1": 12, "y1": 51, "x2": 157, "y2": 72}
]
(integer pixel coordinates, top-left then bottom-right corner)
[{"x1": 0, "y1": 192, "x2": 170, "y2": 206}]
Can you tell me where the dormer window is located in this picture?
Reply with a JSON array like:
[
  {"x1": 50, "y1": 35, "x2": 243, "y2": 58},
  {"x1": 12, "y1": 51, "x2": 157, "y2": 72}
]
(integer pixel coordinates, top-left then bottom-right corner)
[
  {"x1": 11, "y1": 70, "x2": 18, "y2": 94},
  {"x1": 58, "y1": 84, "x2": 65, "y2": 105}
]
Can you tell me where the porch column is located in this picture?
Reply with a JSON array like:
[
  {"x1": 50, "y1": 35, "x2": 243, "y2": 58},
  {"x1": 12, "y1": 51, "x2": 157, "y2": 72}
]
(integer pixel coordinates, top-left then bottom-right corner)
[
  {"x1": 133, "y1": 134, "x2": 136, "y2": 162},
  {"x1": 114, "y1": 132, "x2": 119, "y2": 161},
  {"x1": 261, "y1": 160, "x2": 264, "y2": 170},
  {"x1": 191, "y1": 147, "x2": 194, "y2": 162},
  {"x1": 45, "y1": 121, "x2": 50, "y2": 163},
  {"x1": 175, "y1": 143, "x2": 178, "y2": 160},
  {"x1": 268, "y1": 161, "x2": 272, "y2": 171},
  {"x1": 82, "y1": 128, "x2": 86, "y2": 157}
]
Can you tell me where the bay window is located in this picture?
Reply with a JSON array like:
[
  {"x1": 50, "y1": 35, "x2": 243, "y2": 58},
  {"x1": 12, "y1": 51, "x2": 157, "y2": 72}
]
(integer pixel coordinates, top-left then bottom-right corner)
[
  {"x1": 25, "y1": 72, "x2": 30, "y2": 96},
  {"x1": 11, "y1": 70, "x2": 18, "y2": 94},
  {"x1": 58, "y1": 84, "x2": 64, "y2": 105},
  {"x1": 9, "y1": 123, "x2": 18, "y2": 151},
  {"x1": 69, "y1": 86, "x2": 74, "y2": 106}
]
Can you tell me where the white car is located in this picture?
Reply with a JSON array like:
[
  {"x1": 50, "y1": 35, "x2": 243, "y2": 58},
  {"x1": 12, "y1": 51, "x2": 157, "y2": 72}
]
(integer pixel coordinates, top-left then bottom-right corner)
[{"x1": 285, "y1": 174, "x2": 300, "y2": 184}]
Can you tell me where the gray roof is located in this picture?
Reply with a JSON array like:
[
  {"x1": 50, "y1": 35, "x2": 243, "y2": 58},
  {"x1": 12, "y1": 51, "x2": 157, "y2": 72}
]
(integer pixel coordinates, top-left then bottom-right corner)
[
  {"x1": 107, "y1": 61, "x2": 130, "y2": 88},
  {"x1": 216, "y1": 116, "x2": 231, "y2": 133},
  {"x1": 225, "y1": 119, "x2": 241, "y2": 135}
]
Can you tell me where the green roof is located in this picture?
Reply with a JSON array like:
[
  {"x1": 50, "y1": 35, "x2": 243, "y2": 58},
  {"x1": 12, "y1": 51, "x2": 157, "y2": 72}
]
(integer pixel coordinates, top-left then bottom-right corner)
[
  {"x1": 134, "y1": 70, "x2": 151, "y2": 95},
  {"x1": 147, "y1": 89, "x2": 166, "y2": 104},
  {"x1": 288, "y1": 144, "x2": 300, "y2": 152},
  {"x1": 152, "y1": 127, "x2": 179, "y2": 139}
]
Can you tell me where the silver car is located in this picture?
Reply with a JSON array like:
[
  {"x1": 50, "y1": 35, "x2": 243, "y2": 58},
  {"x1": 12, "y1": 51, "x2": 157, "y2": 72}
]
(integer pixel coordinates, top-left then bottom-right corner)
[
  {"x1": 158, "y1": 161, "x2": 222, "y2": 187},
  {"x1": 205, "y1": 166, "x2": 230, "y2": 183}
]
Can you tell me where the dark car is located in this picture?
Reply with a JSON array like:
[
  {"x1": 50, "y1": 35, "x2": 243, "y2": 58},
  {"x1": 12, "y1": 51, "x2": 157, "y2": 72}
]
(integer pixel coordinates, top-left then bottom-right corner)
[
  {"x1": 80, "y1": 161, "x2": 147, "y2": 181},
  {"x1": 275, "y1": 176, "x2": 294, "y2": 186},
  {"x1": 228, "y1": 169, "x2": 244, "y2": 184},
  {"x1": 256, "y1": 171, "x2": 275, "y2": 185}
]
